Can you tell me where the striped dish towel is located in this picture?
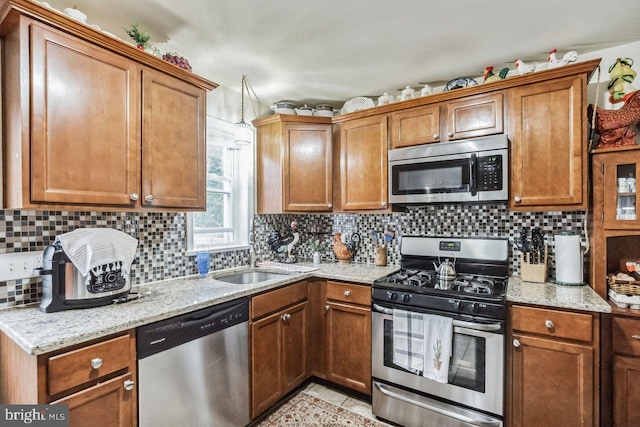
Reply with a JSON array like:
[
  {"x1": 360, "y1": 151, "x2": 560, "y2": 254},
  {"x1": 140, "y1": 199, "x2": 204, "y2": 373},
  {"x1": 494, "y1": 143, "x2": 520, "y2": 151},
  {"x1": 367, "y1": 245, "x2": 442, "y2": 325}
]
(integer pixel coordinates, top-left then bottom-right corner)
[
  {"x1": 392, "y1": 309, "x2": 424, "y2": 375},
  {"x1": 56, "y1": 228, "x2": 138, "y2": 277}
]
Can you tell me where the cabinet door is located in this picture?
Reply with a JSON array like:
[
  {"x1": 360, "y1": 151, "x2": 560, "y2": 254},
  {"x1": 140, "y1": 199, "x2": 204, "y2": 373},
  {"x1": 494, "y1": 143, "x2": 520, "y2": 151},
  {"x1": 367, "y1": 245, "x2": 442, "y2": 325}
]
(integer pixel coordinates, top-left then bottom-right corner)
[
  {"x1": 30, "y1": 23, "x2": 139, "y2": 207},
  {"x1": 250, "y1": 311, "x2": 283, "y2": 418},
  {"x1": 282, "y1": 301, "x2": 308, "y2": 393},
  {"x1": 52, "y1": 373, "x2": 134, "y2": 427},
  {"x1": 340, "y1": 115, "x2": 388, "y2": 211},
  {"x1": 445, "y1": 92, "x2": 504, "y2": 141},
  {"x1": 326, "y1": 301, "x2": 372, "y2": 395},
  {"x1": 390, "y1": 104, "x2": 440, "y2": 148},
  {"x1": 509, "y1": 76, "x2": 586, "y2": 210},
  {"x1": 594, "y1": 150, "x2": 640, "y2": 229},
  {"x1": 511, "y1": 334, "x2": 593, "y2": 427},
  {"x1": 283, "y1": 123, "x2": 332, "y2": 211},
  {"x1": 613, "y1": 355, "x2": 640, "y2": 427},
  {"x1": 141, "y1": 69, "x2": 206, "y2": 209}
]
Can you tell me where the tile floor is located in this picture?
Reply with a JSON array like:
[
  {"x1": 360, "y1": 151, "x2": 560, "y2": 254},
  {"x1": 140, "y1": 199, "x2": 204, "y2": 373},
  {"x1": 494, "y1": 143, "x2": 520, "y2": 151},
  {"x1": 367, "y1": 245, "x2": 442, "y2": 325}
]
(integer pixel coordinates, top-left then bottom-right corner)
[{"x1": 299, "y1": 382, "x2": 394, "y2": 426}]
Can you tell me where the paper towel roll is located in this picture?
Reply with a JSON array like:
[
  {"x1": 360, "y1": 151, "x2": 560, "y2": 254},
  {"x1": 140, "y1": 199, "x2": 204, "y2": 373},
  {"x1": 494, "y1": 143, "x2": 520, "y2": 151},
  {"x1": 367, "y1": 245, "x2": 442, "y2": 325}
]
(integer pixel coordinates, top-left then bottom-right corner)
[{"x1": 555, "y1": 233, "x2": 584, "y2": 285}]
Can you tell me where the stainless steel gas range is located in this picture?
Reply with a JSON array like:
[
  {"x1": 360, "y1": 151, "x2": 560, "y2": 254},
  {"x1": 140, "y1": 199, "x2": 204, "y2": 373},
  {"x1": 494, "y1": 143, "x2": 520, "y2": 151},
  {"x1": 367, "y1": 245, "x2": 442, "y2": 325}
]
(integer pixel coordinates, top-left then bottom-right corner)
[{"x1": 371, "y1": 236, "x2": 509, "y2": 427}]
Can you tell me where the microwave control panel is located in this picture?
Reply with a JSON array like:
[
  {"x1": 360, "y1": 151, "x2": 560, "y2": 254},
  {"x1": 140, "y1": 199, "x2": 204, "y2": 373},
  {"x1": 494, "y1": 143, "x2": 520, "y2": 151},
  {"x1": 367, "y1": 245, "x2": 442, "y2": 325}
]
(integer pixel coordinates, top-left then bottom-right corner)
[{"x1": 477, "y1": 155, "x2": 503, "y2": 191}]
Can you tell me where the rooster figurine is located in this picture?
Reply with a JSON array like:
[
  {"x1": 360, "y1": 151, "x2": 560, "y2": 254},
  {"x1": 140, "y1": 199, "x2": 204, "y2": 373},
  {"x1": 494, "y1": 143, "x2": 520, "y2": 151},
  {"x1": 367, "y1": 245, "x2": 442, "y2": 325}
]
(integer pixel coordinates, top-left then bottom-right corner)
[
  {"x1": 267, "y1": 218, "x2": 300, "y2": 263},
  {"x1": 547, "y1": 49, "x2": 578, "y2": 69},
  {"x1": 514, "y1": 59, "x2": 537, "y2": 75},
  {"x1": 333, "y1": 232, "x2": 361, "y2": 263},
  {"x1": 483, "y1": 66, "x2": 509, "y2": 83}
]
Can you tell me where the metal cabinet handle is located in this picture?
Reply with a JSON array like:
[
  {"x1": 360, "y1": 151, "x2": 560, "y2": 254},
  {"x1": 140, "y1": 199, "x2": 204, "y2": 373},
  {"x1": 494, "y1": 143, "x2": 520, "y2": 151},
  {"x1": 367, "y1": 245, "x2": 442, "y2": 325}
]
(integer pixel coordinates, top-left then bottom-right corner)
[
  {"x1": 145, "y1": 195, "x2": 153, "y2": 203},
  {"x1": 123, "y1": 380, "x2": 135, "y2": 391},
  {"x1": 129, "y1": 193, "x2": 139, "y2": 201},
  {"x1": 327, "y1": 203, "x2": 333, "y2": 209},
  {"x1": 91, "y1": 358, "x2": 103, "y2": 369},
  {"x1": 448, "y1": 131, "x2": 454, "y2": 138},
  {"x1": 325, "y1": 305, "x2": 330, "y2": 311},
  {"x1": 632, "y1": 335, "x2": 640, "y2": 340},
  {"x1": 513, "y1": 339, "x2": 520, "y2": 348},
  {"x1": 381, "y1": 201, "x2": 387, "y2": 207},
  {"x1": 432, "y1": 133, "x2": 439, "y2": 140},
  {"x1": 344, "y1": 290, "x2": 351, "y2": 297},
  {"x1": 281, "y1": 313, "x2": 291, "y2": 321},
  {"x1": 545, "y1": 320, "x2": 554, "y2": 329},
  {"x1": 514, "y1": 196, "x2": 522, "y2": 203}
]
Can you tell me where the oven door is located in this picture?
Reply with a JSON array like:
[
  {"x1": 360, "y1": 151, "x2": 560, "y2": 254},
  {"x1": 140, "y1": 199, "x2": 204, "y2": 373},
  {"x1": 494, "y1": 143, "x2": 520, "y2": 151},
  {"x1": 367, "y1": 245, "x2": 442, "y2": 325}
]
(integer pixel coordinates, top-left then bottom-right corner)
[{"x1": 372, "y1": 303, "x2": 504, "y2": 417}]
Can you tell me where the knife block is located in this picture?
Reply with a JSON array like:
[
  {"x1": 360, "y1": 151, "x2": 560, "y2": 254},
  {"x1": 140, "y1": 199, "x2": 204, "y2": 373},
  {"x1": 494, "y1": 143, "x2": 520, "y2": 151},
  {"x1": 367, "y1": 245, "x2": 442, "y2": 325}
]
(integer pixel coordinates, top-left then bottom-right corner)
[{"x1": 519, "y1": 249, "x2": 548, "y2": 283}]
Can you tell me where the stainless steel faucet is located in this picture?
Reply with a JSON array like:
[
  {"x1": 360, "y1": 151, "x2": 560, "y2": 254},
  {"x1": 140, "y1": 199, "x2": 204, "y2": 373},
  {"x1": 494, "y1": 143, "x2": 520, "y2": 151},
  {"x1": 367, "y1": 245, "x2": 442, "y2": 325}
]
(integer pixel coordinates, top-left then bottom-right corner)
[{"x1": 249, "y1": 219, "x2": 260, "y2": 268}]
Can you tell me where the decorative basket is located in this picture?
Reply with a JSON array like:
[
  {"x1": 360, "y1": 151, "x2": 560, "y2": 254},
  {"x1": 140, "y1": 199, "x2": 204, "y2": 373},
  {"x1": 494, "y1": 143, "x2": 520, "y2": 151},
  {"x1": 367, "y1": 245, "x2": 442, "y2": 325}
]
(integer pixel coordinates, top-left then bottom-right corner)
[
  {"x1": 341, "y1": 97, "x2": 375, "y2": 114},
  {"x1": 609, "y1": 281, "x2": 640, "y2": 296}
]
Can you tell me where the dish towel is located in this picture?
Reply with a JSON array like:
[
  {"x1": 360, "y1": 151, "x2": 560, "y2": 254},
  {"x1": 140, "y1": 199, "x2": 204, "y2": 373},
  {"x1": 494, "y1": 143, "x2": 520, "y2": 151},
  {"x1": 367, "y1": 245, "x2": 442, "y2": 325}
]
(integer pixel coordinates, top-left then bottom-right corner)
[
  {"x1": 422, "y1": 314, "x2": 453, "y2": 383},
  {"x1": 392, "y1": 309, "x2": 425, "y2": 375},
  {"x1": 56, "y1": 228, "x2": 138, "y2": 278}
]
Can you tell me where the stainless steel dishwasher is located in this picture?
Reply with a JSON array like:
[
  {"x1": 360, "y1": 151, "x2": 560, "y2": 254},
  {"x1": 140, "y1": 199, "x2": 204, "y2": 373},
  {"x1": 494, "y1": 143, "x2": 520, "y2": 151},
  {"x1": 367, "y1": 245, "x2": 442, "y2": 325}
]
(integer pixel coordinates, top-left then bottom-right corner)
[{"x1": 137, "y1": 297, "x2": 249, "y2": 427}]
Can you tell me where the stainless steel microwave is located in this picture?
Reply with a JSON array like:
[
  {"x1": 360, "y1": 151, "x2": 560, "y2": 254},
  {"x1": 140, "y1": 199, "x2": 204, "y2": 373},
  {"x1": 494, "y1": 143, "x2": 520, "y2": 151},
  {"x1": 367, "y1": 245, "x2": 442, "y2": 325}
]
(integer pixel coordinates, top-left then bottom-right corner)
[{"x1": 388, "y1": 134, "x2": 508, "y2": 205}]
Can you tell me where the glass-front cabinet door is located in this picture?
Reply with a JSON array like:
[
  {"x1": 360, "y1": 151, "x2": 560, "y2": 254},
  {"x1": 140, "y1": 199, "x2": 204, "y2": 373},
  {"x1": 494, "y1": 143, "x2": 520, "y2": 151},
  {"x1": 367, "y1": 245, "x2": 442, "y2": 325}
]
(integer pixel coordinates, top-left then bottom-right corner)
[{"x1": 596, "y1": 149, "x2": 640, "y2": 229}]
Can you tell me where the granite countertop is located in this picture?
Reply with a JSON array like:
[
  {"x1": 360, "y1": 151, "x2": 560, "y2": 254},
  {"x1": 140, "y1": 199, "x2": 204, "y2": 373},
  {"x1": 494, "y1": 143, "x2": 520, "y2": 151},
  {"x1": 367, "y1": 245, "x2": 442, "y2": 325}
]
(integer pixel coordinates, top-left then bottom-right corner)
[
  {"x1": 0, "y1": 261, "x2": 399, "y2": 355},
  {"x1": 507, "y1": 276, "x2": 611, "y2": 313}
]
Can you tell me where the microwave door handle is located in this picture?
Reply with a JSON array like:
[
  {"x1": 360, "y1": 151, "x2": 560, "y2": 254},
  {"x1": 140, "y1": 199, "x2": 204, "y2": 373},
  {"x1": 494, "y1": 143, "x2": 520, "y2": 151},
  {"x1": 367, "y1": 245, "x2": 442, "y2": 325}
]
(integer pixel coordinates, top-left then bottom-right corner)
[{"x1": 470, "y1": 153, "x2": 478, "y2": 196}]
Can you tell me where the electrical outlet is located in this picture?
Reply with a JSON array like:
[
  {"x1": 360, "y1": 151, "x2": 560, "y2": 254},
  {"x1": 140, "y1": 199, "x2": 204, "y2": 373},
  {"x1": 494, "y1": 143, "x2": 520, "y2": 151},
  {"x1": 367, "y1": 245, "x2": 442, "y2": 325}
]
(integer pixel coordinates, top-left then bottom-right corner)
[{"x1": 0, "y1": 252, "x2": 45, "y2": 281}]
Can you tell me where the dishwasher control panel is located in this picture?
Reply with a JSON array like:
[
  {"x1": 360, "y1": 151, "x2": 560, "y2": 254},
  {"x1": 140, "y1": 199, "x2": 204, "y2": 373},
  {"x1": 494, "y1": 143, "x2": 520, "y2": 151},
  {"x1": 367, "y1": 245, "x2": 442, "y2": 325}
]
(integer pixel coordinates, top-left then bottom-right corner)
[{"x1": 137, "y1": 297, "x2": 249, "y2": 359}]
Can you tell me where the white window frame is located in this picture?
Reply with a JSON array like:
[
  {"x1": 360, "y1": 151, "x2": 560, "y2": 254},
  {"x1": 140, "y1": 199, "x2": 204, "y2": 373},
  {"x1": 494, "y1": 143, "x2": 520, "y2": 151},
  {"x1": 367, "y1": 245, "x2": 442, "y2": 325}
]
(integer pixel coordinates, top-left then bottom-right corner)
[{"x1": 186, "y1": 116, "x2": 254, "y2": 254}]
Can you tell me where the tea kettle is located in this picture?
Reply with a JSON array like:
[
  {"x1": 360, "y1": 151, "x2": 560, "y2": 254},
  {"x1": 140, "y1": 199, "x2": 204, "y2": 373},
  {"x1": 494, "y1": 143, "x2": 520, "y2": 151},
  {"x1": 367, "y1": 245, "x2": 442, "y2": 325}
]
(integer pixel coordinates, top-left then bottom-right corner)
[{"x1": 433, "y1": 255, "x2": 456, "y2": 280}]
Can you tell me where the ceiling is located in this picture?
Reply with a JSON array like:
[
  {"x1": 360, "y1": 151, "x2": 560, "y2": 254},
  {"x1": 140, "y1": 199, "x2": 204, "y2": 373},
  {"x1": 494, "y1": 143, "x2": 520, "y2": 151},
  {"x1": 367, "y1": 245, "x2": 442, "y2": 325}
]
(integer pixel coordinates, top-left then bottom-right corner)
[{"x1": 43, "y1": 0, "x2": 640, "y2": 109}]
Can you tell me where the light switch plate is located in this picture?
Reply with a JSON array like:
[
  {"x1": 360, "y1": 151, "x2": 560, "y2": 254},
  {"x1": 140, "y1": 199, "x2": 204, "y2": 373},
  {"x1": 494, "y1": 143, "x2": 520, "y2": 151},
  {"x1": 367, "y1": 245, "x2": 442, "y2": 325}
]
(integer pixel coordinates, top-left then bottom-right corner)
[{"x1": 0, "y1": 252, "x2": 44, "y2": 281}]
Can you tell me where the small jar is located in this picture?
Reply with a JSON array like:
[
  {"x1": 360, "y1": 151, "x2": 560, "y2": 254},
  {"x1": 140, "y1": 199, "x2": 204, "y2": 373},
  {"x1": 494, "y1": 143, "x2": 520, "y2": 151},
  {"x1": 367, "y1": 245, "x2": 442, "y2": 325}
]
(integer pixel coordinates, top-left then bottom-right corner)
[
  {"x1": 377, "y1": 93, "x2": 394, "y2": 106},
  {"x1": 618, "y1": 178, "x2": 629, "y2": 193},
  {"x1": 401, "y1": 86, "x2": 415, "y2": 101},
  {"x1": 375, "y1": 247, "x2": 387, "y2": 266},
  {"x1": 420, "y1": 84, "x2": 433, "y2": 96}
]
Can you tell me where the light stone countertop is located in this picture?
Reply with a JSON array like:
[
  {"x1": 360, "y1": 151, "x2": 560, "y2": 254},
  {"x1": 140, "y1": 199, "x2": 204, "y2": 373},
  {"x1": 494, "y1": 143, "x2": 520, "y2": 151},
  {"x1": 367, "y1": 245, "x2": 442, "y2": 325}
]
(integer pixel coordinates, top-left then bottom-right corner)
[
  {"x1": 0, "y1": 262, "x2": 399, "y2": 355},
  {"x1": 507, "y1": 276, "x2": 611, "y2": 313}
]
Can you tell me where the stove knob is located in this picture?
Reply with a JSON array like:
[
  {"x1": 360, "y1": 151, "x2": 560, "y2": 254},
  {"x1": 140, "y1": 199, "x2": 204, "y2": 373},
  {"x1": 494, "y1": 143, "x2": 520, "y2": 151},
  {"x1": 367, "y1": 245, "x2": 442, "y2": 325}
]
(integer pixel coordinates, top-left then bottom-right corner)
[
  {"x1": 453, "y1": 300, "x2": 463, "y2": 311},
  {"x1": 468, "y1": 303, "x2": 479, "y2": 313},
  {"x1": 402, "y1": 294, "x2": 411, "y2": 303},
  {"x1": 387, "y1": 291, "x2": 398, "y2": 301}
]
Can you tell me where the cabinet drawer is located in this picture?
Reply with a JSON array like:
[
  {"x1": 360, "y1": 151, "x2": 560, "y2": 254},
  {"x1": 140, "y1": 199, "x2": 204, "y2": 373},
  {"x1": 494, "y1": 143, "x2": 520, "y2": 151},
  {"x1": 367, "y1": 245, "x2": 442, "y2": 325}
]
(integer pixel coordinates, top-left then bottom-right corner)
[
  {"x1": 613, "y1": 316, "x2": 640, "y2": 356},
  {"x1": 251, "y1": 281, "x2": 308, "y2": 320},
  {"x1": 48, "y1": 334, "x2": 131, "y2": 396},
  {"x1": 326, "y1": 281, "x2": 370, "y2": 306},
  {"x1": 510, "y1": 305, "x2": 593, "y2": 342}
]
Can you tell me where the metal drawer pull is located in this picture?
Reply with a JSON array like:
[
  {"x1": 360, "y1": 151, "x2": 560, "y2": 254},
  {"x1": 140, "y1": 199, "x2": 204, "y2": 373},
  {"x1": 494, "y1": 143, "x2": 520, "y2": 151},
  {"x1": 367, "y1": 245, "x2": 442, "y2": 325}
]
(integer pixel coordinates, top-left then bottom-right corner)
[
  {"x1": 90, "y1": 358, "x2": 103, "y2": 369},
  {"x1": 433, "y1": 133, "x2": 439, "y2": 140},
  {"x1": 514, "y1": 196, "x2": 522, "y2": 203},
  {"x1": 513, "y1": 339, "x2": 521, "y2": 348},
  {"x1": 448, "y1": 131, "x2": 454, "y2": 138},
  {"x1": 344, "y1": 290, "x2": 351, "y2": 297},
  {"x1": 129, "y1": 193, "x2": 139, "y2": 201},
  {"x1": 327, "y1": 203, "x2": 333, "y2": 208},
  {"x1": 145, "y1": 195, "x2": 153, "y2": 203},
  {"x1": 123, "y1": 380, "x2": 135, "y2": 391},
  {"x1": 545, "y1": 320, "x2": 554, "y2": 329},
  {"x1": 325, "y1": 305, "x2": 330, "y2": 311},
  {"x1": 632, "y1": 335, "x2": 640, "y2": 340},
  {"x1": 280, "y1": 313, "x2": 291, "y2": 321}
]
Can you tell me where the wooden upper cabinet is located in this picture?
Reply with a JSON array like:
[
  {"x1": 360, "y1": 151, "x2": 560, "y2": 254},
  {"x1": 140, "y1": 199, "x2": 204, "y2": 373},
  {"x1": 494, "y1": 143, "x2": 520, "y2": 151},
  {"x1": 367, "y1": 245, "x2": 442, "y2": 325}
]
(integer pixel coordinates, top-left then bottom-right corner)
[
  {"x1": 141, "y1": 69, "x2": 206, "y2": 209},
  {"x1": 338, "y1": 115, "x2": 389, "y2": 211},
  {"x1": 0, "y1": 4, "x2": 216, "y2": 211},
  {"x1": 389, "y1": 92, "x2": 503, "y2": 149},
  {"x1": 254, "y1": 115, "x2": 333, "y2": 213},
  {"x1": 28, "y1": 22, "x2": 140, "y2": 207},
  {"x1": 390, "y1": 104, "x2": 440, "y2": 148},
  {"x1": 508, "y1": 75, "x2": 586, "y2": 211}
]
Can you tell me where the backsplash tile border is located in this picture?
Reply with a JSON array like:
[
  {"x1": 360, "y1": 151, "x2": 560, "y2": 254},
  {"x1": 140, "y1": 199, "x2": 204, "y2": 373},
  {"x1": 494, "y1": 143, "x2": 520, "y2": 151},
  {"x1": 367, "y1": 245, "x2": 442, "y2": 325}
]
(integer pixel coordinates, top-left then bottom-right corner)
[{"x1": 0, "y1": 206, "x2": 587, "y2": 309}]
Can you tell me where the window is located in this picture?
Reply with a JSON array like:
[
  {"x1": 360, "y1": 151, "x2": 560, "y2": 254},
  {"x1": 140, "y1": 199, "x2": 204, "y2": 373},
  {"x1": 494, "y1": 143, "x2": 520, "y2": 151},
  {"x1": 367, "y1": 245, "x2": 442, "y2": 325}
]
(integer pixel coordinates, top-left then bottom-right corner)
[{"x1": 187, "y1": 117, "x2": 254, "y2": 252}]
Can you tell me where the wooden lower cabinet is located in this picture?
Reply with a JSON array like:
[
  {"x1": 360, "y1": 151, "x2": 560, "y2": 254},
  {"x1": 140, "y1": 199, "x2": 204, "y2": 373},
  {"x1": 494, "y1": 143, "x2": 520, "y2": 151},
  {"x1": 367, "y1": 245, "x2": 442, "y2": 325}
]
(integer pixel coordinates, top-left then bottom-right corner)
[
  {"x1": 250, "y1": 282, "x2": 309, "y2": 419},
  {"x1": 609, "y1": 314, "x2": 640, "y2": 427},
  {"x1": 0, "y1": 331, "x2": 136, "y2": 427},
  {"x1": 508, "y1": 305, "x2": 599, "y2": 427}
]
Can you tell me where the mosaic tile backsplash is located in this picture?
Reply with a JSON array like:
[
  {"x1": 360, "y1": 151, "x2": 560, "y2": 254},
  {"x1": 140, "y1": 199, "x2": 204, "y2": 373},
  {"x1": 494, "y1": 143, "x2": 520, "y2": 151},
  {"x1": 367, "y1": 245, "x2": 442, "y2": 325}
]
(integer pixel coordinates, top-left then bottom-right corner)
[{"x1": 0, "y1": 205, "x2": 588, "y2": 308}]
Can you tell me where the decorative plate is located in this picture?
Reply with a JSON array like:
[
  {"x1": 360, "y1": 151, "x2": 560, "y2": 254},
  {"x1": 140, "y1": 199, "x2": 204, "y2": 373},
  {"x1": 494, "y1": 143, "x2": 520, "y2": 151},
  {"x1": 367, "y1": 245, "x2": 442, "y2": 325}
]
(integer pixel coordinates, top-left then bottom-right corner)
[
  {"x1": 341, "y1": 97, "x2": 375, "y2": 114},
  {"x1": 442, "y1": 77, "x2": 478, "y2": 92}
]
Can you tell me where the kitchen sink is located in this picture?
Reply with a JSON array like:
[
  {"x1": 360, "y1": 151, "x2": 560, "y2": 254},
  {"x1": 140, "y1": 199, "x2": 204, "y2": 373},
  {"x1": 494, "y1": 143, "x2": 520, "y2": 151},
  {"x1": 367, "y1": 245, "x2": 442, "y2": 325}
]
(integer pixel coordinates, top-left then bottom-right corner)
[{"x1": 215, "y1": 271, "x2": 290, "y2": 284}]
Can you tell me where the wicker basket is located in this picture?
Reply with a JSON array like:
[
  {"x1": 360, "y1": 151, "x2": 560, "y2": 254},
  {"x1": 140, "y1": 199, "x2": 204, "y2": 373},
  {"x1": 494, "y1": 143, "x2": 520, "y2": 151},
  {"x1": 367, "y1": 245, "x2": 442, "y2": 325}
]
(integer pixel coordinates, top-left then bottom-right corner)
[{"x1": 609, "y1": 282, "x2": 640, "y2": 296}]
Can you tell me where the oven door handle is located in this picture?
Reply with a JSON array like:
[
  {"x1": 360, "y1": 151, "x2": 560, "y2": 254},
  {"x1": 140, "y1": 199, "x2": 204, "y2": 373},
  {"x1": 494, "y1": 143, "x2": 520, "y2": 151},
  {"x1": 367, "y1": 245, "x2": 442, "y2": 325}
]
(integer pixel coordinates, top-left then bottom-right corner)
[
  {"x1": 374, "y1": 382, "x2": 502, "y2": 427},
  {"x1": 373, "y1": 304, "x2": 502, "y2": 332}
]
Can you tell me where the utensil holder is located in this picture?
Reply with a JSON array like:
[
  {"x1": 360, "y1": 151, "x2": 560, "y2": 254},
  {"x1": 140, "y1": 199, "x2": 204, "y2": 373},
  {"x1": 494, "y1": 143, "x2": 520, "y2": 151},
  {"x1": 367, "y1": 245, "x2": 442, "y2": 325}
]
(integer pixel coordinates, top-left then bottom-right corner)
[
  {"x1": 375, "y1": 247, "x2": 387, "y2": 266},
  {"x1": 519, "y1": 251, "x2": 547, "y2": 283}
]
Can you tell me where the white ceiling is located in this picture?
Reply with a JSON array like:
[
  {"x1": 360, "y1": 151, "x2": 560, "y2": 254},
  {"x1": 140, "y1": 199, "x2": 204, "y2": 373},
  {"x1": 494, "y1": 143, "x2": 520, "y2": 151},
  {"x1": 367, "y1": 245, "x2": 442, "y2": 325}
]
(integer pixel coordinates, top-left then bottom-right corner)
[{"x1": 43, "y1": 0, "x2": 640, "y2": 109}]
